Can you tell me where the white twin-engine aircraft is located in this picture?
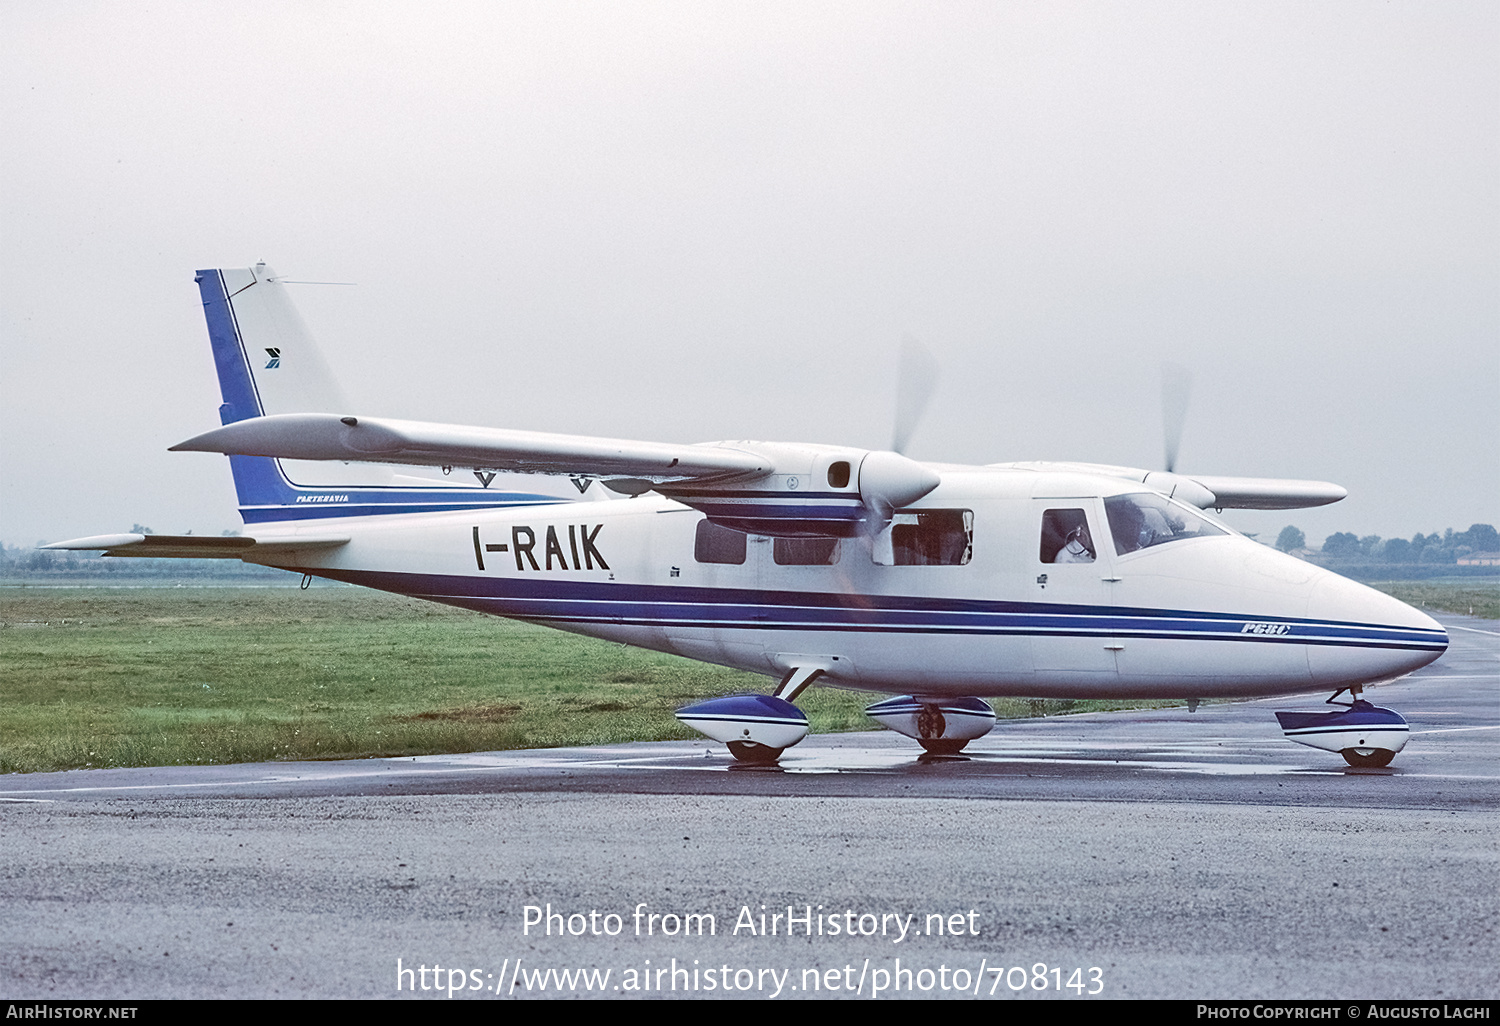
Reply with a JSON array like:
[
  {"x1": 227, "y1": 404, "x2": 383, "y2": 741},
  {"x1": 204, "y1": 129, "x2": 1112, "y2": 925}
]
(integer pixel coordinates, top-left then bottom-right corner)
[{"x1": 49, "y1": 265, "x2": 1448, "y2": 766}]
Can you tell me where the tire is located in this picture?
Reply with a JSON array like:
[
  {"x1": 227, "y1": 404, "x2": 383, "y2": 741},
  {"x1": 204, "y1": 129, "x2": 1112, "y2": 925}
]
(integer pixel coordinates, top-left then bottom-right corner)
[
  {"x1": 1341, "y1": 747, "x2": 1395, "y2": 768},
  {"x1": 727, "y1": 740, "x2": 784, "y2": 765},
  {"x1": 918, "y1": 739, "x2": 968, "y2": 756}
]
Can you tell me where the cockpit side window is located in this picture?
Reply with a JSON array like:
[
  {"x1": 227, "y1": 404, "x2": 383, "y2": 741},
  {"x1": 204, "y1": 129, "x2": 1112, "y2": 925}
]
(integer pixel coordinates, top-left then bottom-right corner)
[
  {"x1": 1040, "y1": 508, "x2": 1095, "y2": 563},
  {"x1": 1104, "y1": 493, "x2": 1226, "y2": 555}
]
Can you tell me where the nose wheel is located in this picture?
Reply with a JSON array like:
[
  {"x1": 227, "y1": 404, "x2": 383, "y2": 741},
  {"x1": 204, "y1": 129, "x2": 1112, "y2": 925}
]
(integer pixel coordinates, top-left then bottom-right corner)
[
  {"x1": 1341, "y1": 747, "x2": 1395, "y2": 768},
  {"x1": 1275, "y1": 687, "x2": 1409, "y2": 768}
]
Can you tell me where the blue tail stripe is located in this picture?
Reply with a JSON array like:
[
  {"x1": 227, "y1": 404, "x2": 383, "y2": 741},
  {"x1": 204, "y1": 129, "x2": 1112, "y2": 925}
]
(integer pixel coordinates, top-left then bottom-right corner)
[{"x1": 195, "y1": 270, "x2": 262, "y2": 426}]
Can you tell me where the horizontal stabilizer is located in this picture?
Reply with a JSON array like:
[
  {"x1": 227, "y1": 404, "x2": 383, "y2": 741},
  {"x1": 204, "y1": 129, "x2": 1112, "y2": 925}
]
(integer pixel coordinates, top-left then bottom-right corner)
[
  {"x1": 44, "y1": 533, "x2": 350, "y2": 559},
  {"x1": 172, "y1": 414, "x2": 770, "y2": 484}
]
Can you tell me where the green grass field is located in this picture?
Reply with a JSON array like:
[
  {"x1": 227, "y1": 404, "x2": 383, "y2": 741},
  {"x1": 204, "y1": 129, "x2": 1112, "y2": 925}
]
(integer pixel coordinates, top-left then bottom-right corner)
[
  {"x1": 0, "y1": 586, "x2": 756, "y2": 774},
  {"x1": 0, "y1": 585, "x2": 1124, "y2": 774},
  {"x1": 1366, "y1": 578, "x2": 1500, "y2": 620},
  {"x1": 3, "y1": 579, "x2": 1489, "y2": 774}
]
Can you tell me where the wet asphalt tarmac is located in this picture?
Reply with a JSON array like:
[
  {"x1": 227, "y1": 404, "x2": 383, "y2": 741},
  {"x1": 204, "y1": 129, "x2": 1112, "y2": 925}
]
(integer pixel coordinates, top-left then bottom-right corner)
[{"x1": 2, "y1": 613, "x2": 1495, "y2": 1000}]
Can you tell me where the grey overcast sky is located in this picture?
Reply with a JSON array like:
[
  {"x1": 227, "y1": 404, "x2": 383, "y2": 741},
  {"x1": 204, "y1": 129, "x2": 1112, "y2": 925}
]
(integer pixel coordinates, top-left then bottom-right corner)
[{"x1": 2, "y1": 1, "x2": 1495, "y2": 548}]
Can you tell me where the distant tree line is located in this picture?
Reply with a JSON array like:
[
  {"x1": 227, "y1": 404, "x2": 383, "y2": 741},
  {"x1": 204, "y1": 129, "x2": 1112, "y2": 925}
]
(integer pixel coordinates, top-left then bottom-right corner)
[{"x1": 1276, "y1": 524, "x2": 1499, "y2": 564}]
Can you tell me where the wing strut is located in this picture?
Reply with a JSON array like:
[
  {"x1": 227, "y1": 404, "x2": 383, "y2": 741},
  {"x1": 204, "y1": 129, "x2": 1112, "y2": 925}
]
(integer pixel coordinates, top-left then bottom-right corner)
[{"x1": 773, "y1": 666, "x2": 826, "y2": 704}]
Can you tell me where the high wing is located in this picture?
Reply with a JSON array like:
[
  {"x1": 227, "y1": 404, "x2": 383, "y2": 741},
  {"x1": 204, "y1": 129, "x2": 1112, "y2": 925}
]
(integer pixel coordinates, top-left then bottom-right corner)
[
  {"x1": 993, "y1": 462, "x2": 1346, "y2": 511},
  {"x1": 171, "y1": 413, "x2": 770, "y2": 486},
  {"x1": 166, "y1": 263, "x2": 1341, "y2": 531},
  {"x1": 171, "y1": 417, "x2": 943, "y2": 537}
]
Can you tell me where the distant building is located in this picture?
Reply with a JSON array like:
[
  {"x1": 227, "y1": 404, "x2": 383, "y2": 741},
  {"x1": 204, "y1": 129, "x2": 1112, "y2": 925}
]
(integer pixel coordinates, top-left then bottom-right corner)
[{"x1": 1458, "y1": 552, "x2": 1500, "y2": 566}]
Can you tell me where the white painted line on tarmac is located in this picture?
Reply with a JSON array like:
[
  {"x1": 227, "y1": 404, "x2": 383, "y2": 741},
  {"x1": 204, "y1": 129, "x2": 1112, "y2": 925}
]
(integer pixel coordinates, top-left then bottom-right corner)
[{"x1": 0, "y1": 779, "x2": 294, "y2": 796}]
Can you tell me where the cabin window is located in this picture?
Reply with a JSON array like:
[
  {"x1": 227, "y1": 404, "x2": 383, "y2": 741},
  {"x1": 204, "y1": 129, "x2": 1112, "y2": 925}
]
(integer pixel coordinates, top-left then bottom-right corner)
[
  {"x1": 827, "y1": 461, "x2": 851, "y2": 488},
  {"x1": 1040, "y1": 508, "x2": 1096, "y2": 563},
  {"x1": 873, "y1": 509, "x2": 973, "y2": 566},
  {"x1": 773, "y1": 536, "x2": 840, "y2": 565},
  {"x1": 694, "y1": 520, "x2": 748, "y2": 565},
  {"x1": 1104, "y1": 493, "x2": 1226, "y2": 555}
]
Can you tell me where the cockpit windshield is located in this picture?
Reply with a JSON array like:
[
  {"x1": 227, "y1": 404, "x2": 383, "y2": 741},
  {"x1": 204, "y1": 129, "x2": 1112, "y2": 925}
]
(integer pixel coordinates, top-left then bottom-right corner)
[{"x1": 1103, "y1": 492, "x2": 1226, "y2": 555}]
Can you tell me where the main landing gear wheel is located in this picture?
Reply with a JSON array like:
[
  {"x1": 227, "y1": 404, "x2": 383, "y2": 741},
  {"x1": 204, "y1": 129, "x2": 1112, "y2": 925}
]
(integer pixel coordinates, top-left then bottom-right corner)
[
  {"x1": 675, "y1": 695, "x2": 809, "y2": 765},
  {"x1": 918, "y1": 739, "x2": 969, "y2": 756},
  {"x1": 1341, "y1": 747, "x2": 1395, "y2": 768},
  {"x1": 865, "y1": 695, "x2": 997, "y2": 756},
  {"x1": 727, "y1": 741, "x2": 785, "y2": 765}
]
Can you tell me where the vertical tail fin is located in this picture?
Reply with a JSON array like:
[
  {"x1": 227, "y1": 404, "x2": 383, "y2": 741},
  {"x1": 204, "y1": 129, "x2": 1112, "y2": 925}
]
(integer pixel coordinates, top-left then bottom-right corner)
[
  {"x1": 194, "y1": 265, "x2": 569, "y2": 523},
  {"x1": 197, "y1": 264, "x2": 350, "y2": 425}
]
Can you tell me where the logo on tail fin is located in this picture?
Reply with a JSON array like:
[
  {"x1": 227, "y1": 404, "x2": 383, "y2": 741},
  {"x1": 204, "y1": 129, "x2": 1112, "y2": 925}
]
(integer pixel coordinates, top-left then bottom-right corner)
[{"x1": 264, "y1": 348, "x2": 281, "y2": 369}]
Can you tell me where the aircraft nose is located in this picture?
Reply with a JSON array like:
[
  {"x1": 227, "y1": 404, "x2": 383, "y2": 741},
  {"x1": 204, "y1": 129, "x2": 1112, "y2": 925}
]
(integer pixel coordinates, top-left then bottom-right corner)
[{"x1": 1305, "y1": 571, "x2": 1448, "y2": 687}]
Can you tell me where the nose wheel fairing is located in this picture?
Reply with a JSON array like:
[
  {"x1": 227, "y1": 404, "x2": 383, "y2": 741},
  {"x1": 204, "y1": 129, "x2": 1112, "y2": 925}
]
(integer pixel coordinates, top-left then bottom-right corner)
[{"x1": 1274, "y1": 699, "x2": 1409, "y2": 767}]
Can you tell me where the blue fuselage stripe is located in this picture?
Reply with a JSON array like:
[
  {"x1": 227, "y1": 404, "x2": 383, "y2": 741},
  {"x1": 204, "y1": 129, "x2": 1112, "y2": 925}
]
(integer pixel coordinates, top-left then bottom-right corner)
[
  {"x1": 240, "y1": 498, "x2": 566, "y2": 522},
  {"x1": 284, "y1": 568, "x2": 1446, "y2": 653}
]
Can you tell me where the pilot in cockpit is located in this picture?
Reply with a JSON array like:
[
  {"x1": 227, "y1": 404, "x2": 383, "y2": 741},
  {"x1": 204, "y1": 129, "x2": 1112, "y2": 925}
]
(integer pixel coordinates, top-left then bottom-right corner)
[{"x1": 1054, "y1": 524, "x2": 1095, "y2": 563}]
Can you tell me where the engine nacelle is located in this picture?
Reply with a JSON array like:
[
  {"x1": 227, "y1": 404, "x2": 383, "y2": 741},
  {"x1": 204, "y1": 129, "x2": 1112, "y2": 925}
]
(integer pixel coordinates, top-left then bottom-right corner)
[{"x1": 660, "y1": 443, "x2": 940, "y2": 537}]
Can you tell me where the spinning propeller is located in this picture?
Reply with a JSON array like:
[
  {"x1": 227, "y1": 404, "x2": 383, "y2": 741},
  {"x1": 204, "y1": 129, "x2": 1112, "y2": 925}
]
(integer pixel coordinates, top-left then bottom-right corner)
[
  {"x1": 892, "y1": 335, "x2": 939, "y2": 457},
  {"x1": 1161, "y1": 361, "x2": 1192, "y2": 474},
  {"x1": 851, "y1": 337, "x2": 943, "y2": 530}
]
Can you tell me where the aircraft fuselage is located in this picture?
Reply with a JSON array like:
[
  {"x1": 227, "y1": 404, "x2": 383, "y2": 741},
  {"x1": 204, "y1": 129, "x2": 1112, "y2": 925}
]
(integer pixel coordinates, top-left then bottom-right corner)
[{"x1": 257, "y1": 466, "x2": 1446, "y2": 701}]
